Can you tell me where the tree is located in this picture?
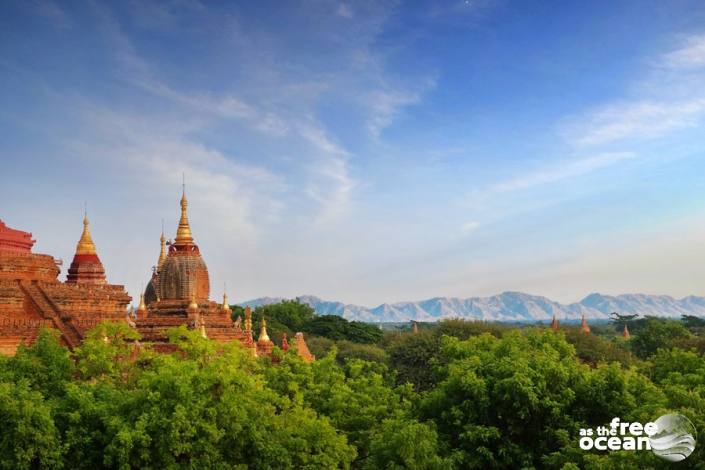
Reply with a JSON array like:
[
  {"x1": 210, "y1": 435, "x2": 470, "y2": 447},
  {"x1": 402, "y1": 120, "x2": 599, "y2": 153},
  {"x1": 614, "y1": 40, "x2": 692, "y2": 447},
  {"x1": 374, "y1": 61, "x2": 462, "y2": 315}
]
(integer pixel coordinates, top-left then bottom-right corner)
[
  {"x1": 682, "y1": 314, "x2": 705, "y2": 334},
  {"x1": 58, "y1": 326, "x2": 356, "y2": 469},
  {"x1": 365, "y1": 419, "x2": 451, "y2": 470},
  {"x1": 0, "y1": 381, "x2": 63, "y2": 469},
  {"x1": 303, "y1": 315, "x2": 383, "y2": 344},
  {"x1": 418, "y1": 330, "x2": 666, "y2": 469},
  {"x1": 265, "y1": 352, "x2": 415, "y2": 467},
  {"x1": 609, "y1": 312, "x2": 639, "y2": 332},
  {"x1": 254, "y1": 299, "x2": 316, "y2": 332},
  {"x1": 631, "y1": 318, "x2": 691, "y2": 358},
  {"x1": 386, "y1": 330, "x2": 442, "y2": 392},
  {"x1": 562, "y1": 327, "x2": 634, "y2": 367},
  {"x1": 8, "y1": 328, "x2": 73, "y2": 398}
]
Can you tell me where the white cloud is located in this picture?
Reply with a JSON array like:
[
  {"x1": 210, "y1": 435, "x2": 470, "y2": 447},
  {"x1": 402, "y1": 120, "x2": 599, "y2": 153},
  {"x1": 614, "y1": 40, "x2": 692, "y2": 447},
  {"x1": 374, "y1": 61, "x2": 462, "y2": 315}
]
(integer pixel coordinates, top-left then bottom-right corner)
[
  {"x1": 660, "y1": 34, "x2": 705, "y2": 69},
  {"x1": 366, "y1": 88, "x2": 422, "y2": 137},
  {"x1": 567, "y1": 34, "x2": 705, "y2": 148},
  {"x1": 475, "y1": 152, "x2": 634, "y2": 198},
  {"x1": 573, "y1": 100, "x2": 705, "y2": 147}
]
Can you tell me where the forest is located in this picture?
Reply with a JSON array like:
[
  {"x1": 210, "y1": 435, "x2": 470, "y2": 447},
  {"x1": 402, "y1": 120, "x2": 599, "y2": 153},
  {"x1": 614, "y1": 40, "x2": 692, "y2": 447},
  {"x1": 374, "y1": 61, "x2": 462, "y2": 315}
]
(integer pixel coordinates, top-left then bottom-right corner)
[{"x1": 1, "y1": 300, "x2": 704, "y2": 469}]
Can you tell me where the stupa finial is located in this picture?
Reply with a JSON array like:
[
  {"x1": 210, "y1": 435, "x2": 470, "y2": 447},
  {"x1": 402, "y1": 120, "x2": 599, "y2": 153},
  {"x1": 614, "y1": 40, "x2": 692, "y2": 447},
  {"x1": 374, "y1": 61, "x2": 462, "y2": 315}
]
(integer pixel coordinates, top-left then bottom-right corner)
[
  {"x1": 75, "y1": 210, "x2": 97, "y2": 255},
  {"x1": 175, "y1": 178, "x2": 193, "y2": 244}
]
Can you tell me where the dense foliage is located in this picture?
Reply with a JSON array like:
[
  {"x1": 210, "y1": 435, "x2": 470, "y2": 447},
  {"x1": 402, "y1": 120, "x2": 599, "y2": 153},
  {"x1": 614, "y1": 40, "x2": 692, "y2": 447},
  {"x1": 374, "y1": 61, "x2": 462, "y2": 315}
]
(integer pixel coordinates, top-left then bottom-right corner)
[
  {"x1": 236, "y1": 299, "x2": 384, "y2": 345},
  {"x1": 1, "y1": 311, "x2": 704, "y2": 469}
]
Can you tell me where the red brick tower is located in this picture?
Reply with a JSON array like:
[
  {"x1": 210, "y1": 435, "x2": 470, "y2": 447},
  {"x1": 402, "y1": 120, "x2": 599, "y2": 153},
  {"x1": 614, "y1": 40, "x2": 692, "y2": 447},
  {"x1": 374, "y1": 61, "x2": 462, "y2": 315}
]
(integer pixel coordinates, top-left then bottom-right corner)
[
  {"x1": 580, "y1": 315, "x2": 591, "y2": 335},
  {"x1": 550, "y1": 315, "x2": 559, "y2": 331},
  {"x1": 66, "y1": 214, "x2": 107, "y2": 285}
]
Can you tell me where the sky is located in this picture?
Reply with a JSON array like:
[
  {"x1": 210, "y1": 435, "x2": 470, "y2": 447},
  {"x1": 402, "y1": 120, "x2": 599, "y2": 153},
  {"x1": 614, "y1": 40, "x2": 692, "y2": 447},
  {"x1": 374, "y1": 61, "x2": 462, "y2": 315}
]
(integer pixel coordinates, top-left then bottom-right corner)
[{"x1": 2, "y1": 1, "x2": 705, "y2": 307}]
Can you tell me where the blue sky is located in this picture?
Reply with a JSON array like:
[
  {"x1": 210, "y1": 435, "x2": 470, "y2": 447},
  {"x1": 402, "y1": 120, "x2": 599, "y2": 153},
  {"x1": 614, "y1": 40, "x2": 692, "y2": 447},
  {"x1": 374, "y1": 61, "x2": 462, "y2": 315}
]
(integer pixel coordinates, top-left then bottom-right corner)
[{"x1": 2, "y1": 0, "x2": 705, "y2": 306}]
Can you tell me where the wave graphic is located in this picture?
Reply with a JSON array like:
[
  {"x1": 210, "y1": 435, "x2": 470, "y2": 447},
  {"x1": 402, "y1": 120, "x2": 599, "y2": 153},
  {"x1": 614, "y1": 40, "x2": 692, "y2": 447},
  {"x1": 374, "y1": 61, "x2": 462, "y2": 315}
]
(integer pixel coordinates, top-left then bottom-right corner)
[{"x1": 650, "y1": 414, "x2": 697, "y2": 462}]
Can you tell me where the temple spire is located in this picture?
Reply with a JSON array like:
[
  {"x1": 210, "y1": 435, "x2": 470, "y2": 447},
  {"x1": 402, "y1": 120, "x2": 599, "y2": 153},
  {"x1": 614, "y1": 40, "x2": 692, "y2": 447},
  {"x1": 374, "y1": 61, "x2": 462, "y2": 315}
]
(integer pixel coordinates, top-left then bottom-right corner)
[
  {"x1": 221, "y1": 291, "x2": 232, "y2": 315},
  {"x1": 550, "y1": 315, "x2": 559, "y2": 331},
  {"x1": 259, "y1": 317, "x2": 270, "y2": 342},
  {"x1": 66, "y1": 212, "x2": 106, "y2": 285},
  {"x1": 158, "y1": 221, "x2": 167, "y2": 268},
  {"x1": 75, "y1": 213, "x2": 97, "y2": 255},
  {"x1": 174, "y1": 182, "x2": 193, "y2": 245},
  {"x1": 580, "y1": 315, "x2": 591, "y2": 335},
  {"x1": 622, "y1": 324, "x2": 631, "y2": 340},
  {"x1": 244, "y1": 306, "x2": 253, "y2": 332}
]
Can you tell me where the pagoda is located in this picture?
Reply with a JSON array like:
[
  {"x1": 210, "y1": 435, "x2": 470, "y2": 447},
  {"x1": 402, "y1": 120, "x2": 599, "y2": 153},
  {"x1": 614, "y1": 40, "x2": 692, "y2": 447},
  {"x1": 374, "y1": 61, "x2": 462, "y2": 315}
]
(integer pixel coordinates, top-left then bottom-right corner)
[
  {"x1": 0, "y1": 217, "x2": 131, "y2": 354},
  {"x1": 66, "y1": 214, "x2": 107, "y2": 285},
  {"x1": 622, "y1": 324, "x2": 630, "y2": 340},
  {"x1": 550, "y1": 315, "x2": 559, "y2": 331},
  {"x1": 136, "y1": 188, "x2": 313, "y2": 360},
  {"x1": 135, "y1": 188, "x2": 259, "y2": 354},
  {"x1": 580, "y1": 315, "x2": 591, "y2": 335}
]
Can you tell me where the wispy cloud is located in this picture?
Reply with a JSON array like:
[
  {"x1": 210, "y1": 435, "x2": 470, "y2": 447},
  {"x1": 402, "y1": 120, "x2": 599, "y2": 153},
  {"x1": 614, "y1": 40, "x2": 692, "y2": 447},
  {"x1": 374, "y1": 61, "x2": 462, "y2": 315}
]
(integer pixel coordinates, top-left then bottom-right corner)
[
  {"x1": 89, "y1": 2, "x2": 365, "y2": 223},
  {"x1": 490, "y1": 152, "x2": 635, "y2": 193},
  {"x1": 366, "y1": 88, "x2": 423, "y2": 137},
  {"x1": 465, "y1": 151, "x2": 635, "y2": 211},
  {"x1": 566, "y1": 34, "x2": 705, "y2": 148},
  {"x1": 660, "y1": 34, "x2": 705, "y2": 69},
  {"x1": 572, "y1": 100, "x2": 705, "y2": 147}
]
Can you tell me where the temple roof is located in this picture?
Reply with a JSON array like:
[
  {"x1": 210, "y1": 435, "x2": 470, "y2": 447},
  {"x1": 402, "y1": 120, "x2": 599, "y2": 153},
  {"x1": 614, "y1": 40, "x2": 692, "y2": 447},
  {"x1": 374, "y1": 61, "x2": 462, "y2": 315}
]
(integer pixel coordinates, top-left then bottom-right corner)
[{"x1": 0, "y1": 219, "x2": 35, "y2": 253}]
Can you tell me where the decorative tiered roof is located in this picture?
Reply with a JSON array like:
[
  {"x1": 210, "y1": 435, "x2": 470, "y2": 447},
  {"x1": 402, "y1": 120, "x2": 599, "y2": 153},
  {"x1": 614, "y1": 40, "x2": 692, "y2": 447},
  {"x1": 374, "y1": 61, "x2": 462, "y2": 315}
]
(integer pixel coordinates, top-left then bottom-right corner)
[
  {"x1": 0, "y1": 219, "x2": 35, "y2": 253},
  {"x1": 66, "y1": 215, "x2": 107, "y2": 285}
]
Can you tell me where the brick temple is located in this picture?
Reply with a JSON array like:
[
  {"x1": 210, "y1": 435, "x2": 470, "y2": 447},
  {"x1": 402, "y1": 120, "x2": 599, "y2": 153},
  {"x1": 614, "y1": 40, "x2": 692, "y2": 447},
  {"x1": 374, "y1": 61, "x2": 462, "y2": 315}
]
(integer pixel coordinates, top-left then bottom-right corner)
[
  {"x1": 0, "y1": 217, "x2": 130, "y2": 354},
  {"x1": 0, "y1": 191, "x2": 313, "y2": 362}
]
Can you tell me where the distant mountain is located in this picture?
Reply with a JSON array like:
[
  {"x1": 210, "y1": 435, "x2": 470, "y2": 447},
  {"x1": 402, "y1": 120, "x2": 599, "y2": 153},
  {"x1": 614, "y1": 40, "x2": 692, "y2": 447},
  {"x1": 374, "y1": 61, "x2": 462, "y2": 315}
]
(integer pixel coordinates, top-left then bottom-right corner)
[{"x1": 240, "y1": 292, "x2": 705, "y2": 323}]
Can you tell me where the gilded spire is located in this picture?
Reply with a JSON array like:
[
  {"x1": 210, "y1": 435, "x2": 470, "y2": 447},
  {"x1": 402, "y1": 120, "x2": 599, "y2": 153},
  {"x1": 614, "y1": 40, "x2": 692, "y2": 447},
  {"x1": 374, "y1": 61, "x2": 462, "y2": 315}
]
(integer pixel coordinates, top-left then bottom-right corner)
[
  {"x1": 222, "y1": 292, "x2": 232, "y2": 314},
  {"x1": 138, "y1": 293, "x2": 147, "y2": 313},
  {"x1": 258, "y1": 317, "x2": 270, "y2": 342},
  {"x1": 75, "y1": 213, "x2": 97, "y2": 255},
  {"x1": 174, "y1": 184, "x2": 193, "y2": 245},
  {"x1": 158, "y1": 225, "x2": 167, "y2": 268}
]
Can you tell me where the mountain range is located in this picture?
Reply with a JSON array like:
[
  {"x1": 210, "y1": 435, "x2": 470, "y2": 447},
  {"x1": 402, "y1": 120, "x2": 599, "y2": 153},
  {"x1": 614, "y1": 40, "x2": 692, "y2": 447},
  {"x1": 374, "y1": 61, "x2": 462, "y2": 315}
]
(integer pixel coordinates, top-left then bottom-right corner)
[{"x1": 240, "y1": 292, "x2": 705, "y2": 323}]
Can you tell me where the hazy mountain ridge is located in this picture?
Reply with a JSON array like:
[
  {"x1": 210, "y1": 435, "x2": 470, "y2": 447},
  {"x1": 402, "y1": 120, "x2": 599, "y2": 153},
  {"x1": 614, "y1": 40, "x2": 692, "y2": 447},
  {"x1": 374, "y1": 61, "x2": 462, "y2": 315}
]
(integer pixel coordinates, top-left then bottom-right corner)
[{"x1": 240, "y1": 292, "x2": 705, "y2": 323}]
